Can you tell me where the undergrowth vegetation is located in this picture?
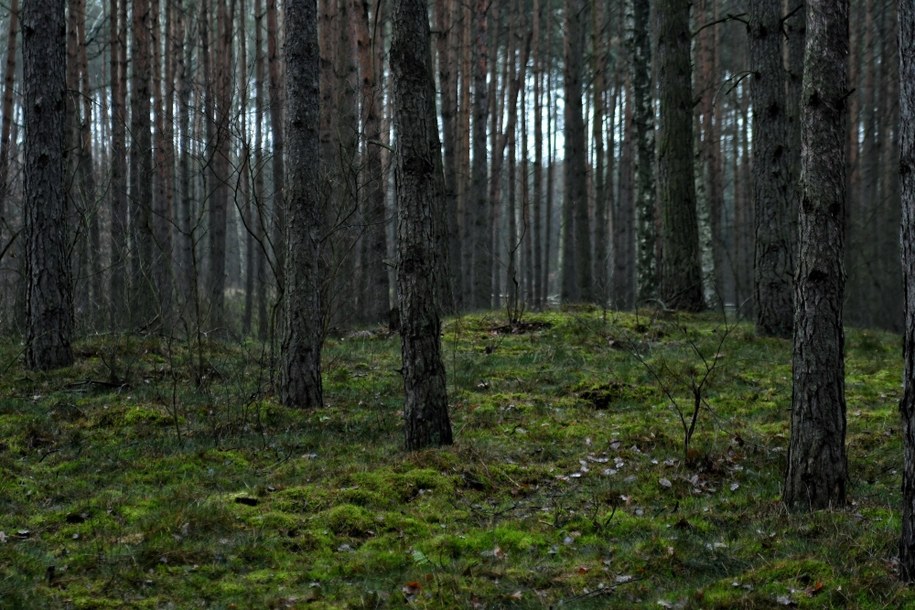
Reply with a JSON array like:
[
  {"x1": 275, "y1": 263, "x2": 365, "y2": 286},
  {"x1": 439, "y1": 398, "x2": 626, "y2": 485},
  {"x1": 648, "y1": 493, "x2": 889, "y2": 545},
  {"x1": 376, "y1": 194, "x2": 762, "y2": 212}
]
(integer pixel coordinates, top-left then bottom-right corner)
[{"x1": 0, "y1": 309, "x2": 911, "y2": 608}]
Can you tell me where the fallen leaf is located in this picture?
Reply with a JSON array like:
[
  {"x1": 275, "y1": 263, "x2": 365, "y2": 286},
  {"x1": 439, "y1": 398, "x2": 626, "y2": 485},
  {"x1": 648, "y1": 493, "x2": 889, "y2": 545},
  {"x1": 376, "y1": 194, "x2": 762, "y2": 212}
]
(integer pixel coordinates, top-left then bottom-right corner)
[
  {"x1": 402, "y1": 581, "x2": 422, "y2": 602},
  {"x1": 508, "y1": 590, "x2": 523, "y2": 600},
  {"x1": 615, "y1": 575, "x2": 634, "y2": 584},
  {"x1": 805, "y1": 581, "x2": 824, "y2": 597},
  {"x1": 776, "y1": 595, "x2": 797, "y2": 606},
  {"x1": 578, "y1": 565, "x2": 589, "y2": 574},
  {"x1": 659, "y1": 478, "x2": 673, "y2": 488}
]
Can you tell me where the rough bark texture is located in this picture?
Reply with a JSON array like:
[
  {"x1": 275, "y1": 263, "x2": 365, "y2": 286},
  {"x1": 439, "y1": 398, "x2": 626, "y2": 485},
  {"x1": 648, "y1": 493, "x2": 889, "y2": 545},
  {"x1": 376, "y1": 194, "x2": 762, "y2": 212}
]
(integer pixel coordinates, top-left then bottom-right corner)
[
  {"x1": 630, "y1": 0, "x2": 657, "y2": 304},
  {"x1": 470, "y1": 0, "x2": 490, "y2": 310},
  {"x1": 655, "y1": 0, "x2": 704, "y2": 311},
  {"x1": 357, "y1": 0, "x2": 391, "y2": 323},
  {"x1": 281, "y1": 0, "x2": 324, "y2": 409},
  {"x1": 130, "y1": 0, "x2": 156, "y2": 328},
  {"x1": 23, "y1": 0, "x2": 72, "y2": 370},
  {"x1": 898, "y1": 0, "x2": 915, "y2": 581},
  {"x1": 784, "y1": 0, "x2": 849, "y2": 512},
  {"x1": 110, "y1": 0, "x2": 128, "y2": 329},
  {"x1": 750, "y1": 0, "x2": 794, "y2": 337},
  {"x1": 390, "y1": 0, "x2": 453, "y2": 450},
  {"x1": 561, "y1": 0, "x2": 590, "y2": 303}
]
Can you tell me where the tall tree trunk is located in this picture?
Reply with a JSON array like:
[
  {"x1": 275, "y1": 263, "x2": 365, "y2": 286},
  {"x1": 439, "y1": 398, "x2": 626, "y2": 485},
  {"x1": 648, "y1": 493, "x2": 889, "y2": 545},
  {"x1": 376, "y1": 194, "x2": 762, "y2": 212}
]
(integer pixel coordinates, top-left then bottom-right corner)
[
  {"x1": 562, "y1": 0, "x2": 591, "y2": 303},
  {"x1": 0, "y1": 0, "x2": 19, "y2": 326},
  {"x1": 655, "y1": 0, "x2": 704, "y2": 311},
  {"x1": 77, "y1": 5, "x2": 101, "y2": 328},
  {"x1": 750, "y1": 0, "x2": 794, "y2": 337},
  {"x1": 898, "y1": 0, "x2": 915, "y2": 580},
  {"x1": 531, "y1": 0, "x2": 543, "y2": 309},
  {"x1": 24, "y1": 0, "x2": 72, "y2": 369},
  {"x1": 629, "y1": 0, "x2": 657, "y2": 303},
  {"x1": 784, "y1": 0, "x2": 849, "y2": 512},
  {"x1": 281, "y1": 0, "x2": 324, "y2": 408},
  {"x1": 109, "y1": 0, "x2": 128, "y2": 329},
  {"x1": 356, "y1": 0, "x2": 391, "y2": 322},
  {"x1": 591, "y1": 0, "x2": 608, "y2": 306},
  {"x1": 153, "y1": 0, "x2": 175, "y2": 327},
  {"x1": 392, "y1": 0, "x2": 452, "y2": 450},
  {"x1": 208, "y1": 0, "x2": 233, "y2": 334},
  {"x1": 253, "y1": 0, "x2": 269, "y2": 339},
  {"x1": 615, "y1": 44, "x2": 636, "y2": 311},
  {"x1": 470, "y1": 0, "x2": 490, "y2": 309},
  {"x1": 267, "y1": 0, "x2": 286, "y2": 298},
  {"x1": 130, "y1": 0, "x2": 156, "y2": 328}
]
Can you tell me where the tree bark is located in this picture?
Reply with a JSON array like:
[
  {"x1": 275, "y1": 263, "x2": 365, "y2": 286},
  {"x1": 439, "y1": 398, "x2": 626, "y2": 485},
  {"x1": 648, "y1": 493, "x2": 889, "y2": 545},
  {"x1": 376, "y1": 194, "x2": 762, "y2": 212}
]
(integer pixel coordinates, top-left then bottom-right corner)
[
  {"x1": 655, "y1": 0, "x2": 704, "y2": 311},
  {"x1": 900, "y1": 0, "x2": 915, "y2": 579},
  {"x1": 23, "y1": 0, "x2": 72, "y2": 369},
  {"x1": 784, "y1": 0, "x2": 849, "y2": 511},
  {"x1": 629, "y1": 0, "x2": 657, "y2": 304},
  {"x1": 470, "y1": 0, "x2": 490, "y2": 310},
  {"x1": 561, "y1": 0, "x2": 591, "y2": 304},
  {"x1": 391, "y1": 0, "x2": 452, "y2": 450},
  {"x1": 281, "y1": 0, "x2": 324, "y2": 409},
  {"x1": 750, "y1": 0, "x2": 794, "y2": 337}
]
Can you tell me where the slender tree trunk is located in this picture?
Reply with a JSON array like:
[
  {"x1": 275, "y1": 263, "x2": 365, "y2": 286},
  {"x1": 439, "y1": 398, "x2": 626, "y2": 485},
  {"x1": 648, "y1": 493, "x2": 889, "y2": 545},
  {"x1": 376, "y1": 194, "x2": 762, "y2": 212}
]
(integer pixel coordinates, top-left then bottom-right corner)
[
  {"x1": 0, "y1": 0, "x2": 19, "y2": 325},
  {"x1": 532, "y1": 0, "x2": 543, "y2": 309},
  {"x1": 784, "y1": 0, "x2": 849, "y2": 512},
  {"x1": 130, "y1": 0, "x2": 156, "y2": 328},
  {"x1": 208, "y1": 0, "x2": 233, "y2": 334},
  {"x1": 253, "y1": 0, "x2": 269, "y2": 339},
  {"x1": 109, "y1": 0, "x2": 128, "y2": 329},
  {"x1": 24, "y1": 0, "x2": 72, "y2": 369},
  {"x1": 750, "y1": 0, "x2": 794, "y2": 337},
  {"x1": 356, "y1": 0, "x2": 391, "y2": 322},
  {"x1": 392, "y1": 0, "x2": 452, "y2": 450},
  {"x1": 592, "y1": 0, "x2": 608, "y2": 306},
  {"x1": 655, "y1": 0, "x2": 704, "y2": 311},
  {"x1": 561, "y1": 0, "x2": 590, "y2": 303},
  {"x1": 267, "y1": 0, "x2": 286, "y2": 298},
  {"x1": 470, "y1": 0, "x2": 490, "y2": 309},
  {"x1": 898, "y1": 0, "x2": 915, "y2": 580},
  {"x1": 630, "y1": 0, "x2": 657, "y2": 303},
  {"x1": 281, "y1": 0, "x2": 324, "y2": 408},
  {"x1": 153, "y1": 0, "x2": 175, "y2": 327}
]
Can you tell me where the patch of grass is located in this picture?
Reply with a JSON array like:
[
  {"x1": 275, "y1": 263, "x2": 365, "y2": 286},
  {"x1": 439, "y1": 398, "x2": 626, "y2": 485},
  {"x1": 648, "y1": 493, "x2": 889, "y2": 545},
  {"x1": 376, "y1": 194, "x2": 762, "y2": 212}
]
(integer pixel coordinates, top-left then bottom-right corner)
[{"x1": 0, "y1": 311, "x2": 912, "y2": 608}]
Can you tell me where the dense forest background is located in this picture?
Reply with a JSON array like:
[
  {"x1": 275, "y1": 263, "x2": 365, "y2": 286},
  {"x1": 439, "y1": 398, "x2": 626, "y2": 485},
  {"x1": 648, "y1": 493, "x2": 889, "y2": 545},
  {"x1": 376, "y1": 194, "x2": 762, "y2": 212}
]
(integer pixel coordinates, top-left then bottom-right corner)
[{"x1": 0, "y1": 0, "x2": 901, "y2": 339}]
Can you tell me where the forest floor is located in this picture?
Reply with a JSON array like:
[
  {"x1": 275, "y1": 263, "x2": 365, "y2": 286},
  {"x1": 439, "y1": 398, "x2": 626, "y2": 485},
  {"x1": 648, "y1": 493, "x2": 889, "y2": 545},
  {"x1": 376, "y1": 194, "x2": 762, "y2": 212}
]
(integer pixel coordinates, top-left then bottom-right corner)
[{"x1": 0, "y1": 308, "x2": 911, "y2": 609}]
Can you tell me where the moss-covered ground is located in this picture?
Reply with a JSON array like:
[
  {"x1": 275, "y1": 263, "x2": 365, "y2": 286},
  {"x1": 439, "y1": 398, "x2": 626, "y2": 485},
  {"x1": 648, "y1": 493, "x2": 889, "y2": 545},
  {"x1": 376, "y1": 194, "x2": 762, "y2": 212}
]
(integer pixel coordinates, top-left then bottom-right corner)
[{"x1": 0, "y1": 309, "x2": 911, "y2": 608}]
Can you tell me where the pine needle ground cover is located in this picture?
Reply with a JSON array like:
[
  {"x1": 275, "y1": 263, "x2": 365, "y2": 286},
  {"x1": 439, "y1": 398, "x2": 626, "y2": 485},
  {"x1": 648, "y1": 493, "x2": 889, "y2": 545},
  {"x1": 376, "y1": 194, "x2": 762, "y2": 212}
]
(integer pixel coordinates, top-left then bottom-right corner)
[{"x1": 0, "y1": 310, "x2": 911, "y2": 609}]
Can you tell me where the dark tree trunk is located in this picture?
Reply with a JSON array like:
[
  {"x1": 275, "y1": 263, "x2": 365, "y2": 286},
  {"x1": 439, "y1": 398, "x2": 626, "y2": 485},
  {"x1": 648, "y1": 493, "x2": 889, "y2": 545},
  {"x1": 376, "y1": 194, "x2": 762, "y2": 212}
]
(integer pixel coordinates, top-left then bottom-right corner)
[
  {"x1": 130, "y1": 0, "x2": 156, "y2": 328},
  {"x1": 470, "y1": 0, "x2": 490, "y2": 310},
  {"x1": 630, "y1": 0, "x2": 657, "y2": 303},
  {"x1": 110, "y1": 0, "x2": 128, "y2": 329},
  {"x1": 391, "y1": 0, "x2": 453, "y2": 450},
  {"x1": 784, "y1": 0, "x2": 849, "y2": 512},
  {"x1": 561, "y1": 0, "x2": 590, "y2": 303},
  {"x1": 23, "y1": 0, "x2": 72, "y2": 369},
  {"x1": 750, "y1": 0, "x2": 794, "y2": 337},
  {"x1": 655, "y1": 0, "x2": 704, "y2": 311},
  {"x1": 281, "y1": 0, "x2": 324, "y2": 409},
  {"x1": 898, "y1": 0, "x2": 915, "y2": 581}
]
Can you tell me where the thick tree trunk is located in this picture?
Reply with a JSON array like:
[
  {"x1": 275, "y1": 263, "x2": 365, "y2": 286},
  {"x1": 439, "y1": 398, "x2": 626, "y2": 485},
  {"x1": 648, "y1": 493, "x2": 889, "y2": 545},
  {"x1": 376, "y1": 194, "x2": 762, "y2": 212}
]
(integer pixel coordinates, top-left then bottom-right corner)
[
  {"x1": 281, "y1": 0, "x2": 324, "y2": 408},
  {"x1": 655, "y1": 0, "x2": 704, "y2": 311},
  {"x1": 23, "y1": 0, "x2": 72, "y2": 369},
  {"x1": 750, "y1": 0, "x2": 794, "y2": 337},
  {"x1": 391, "y1": 0, "x2": 452, "y2": 450},
  {"x1": 898, "y1": 0, "x2": 915, "y2": 581},
  {"x1": 784, "y1": 0, "x2": 849, "y2": 511}
]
